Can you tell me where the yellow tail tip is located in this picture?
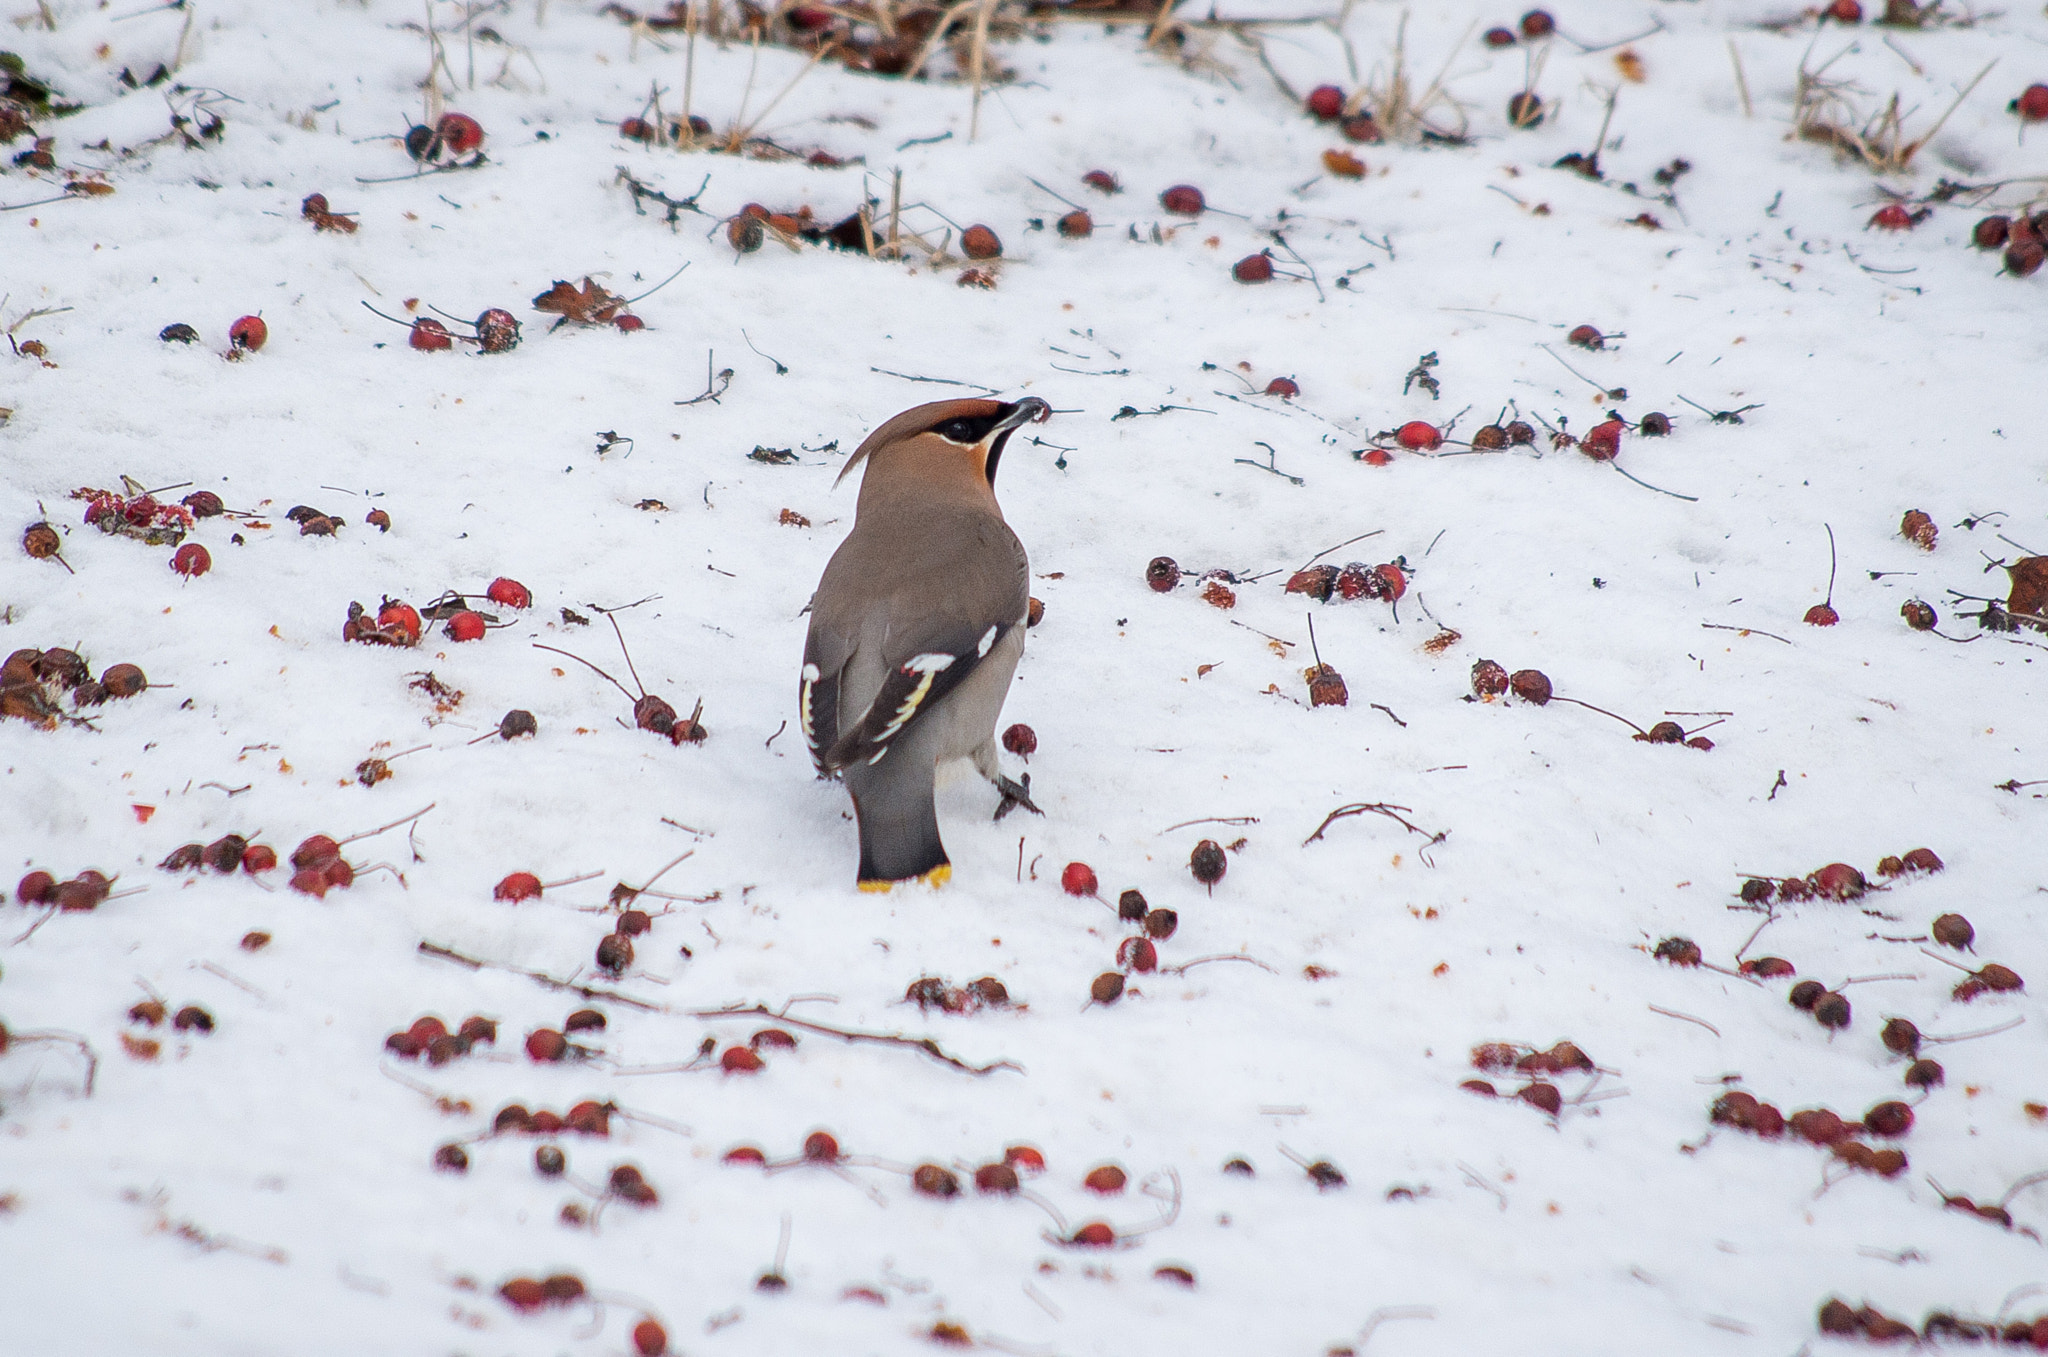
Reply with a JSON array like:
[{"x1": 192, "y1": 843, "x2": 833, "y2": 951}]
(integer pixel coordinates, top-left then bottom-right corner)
[{"x1": 858, "y1": 863, "x2": 952, "y2": 893}]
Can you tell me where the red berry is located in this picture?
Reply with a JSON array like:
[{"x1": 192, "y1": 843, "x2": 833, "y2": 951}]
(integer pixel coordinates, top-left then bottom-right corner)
[
  {"x1": 620, "y1": 117, "x2": 656, "y2": 141},
  {"x1": 1810, "y1": 862, "x2": 1866, "y2": 900},
  {"x1": 377, "y1": 601, "x2": 423, "y2": 643},
  {"x1": 1395, "y1": 420, "x2": 1442, "y2": 451},
  {"x1": 1566, "y1": 324, "x2": 1605, "y2": 350},
  {"x1": 291, "y1": 834, "x2": 340, "y2": 870},
  {"x1": 445, "y1": 610, "x2": 486, "y2": 642},
  {"x1": 409, "y1": 1016, "x2": 448, "y2": 1045},
  {"x1": 289, "y1": 867, "x2": 331, "y2": 898},
  {"x1": 1118, "y1": 936, "x2": 1158, "y2": 973},
  {"x1": 486, "y1": 577, "x2": 532, "y2": 609},
  {"x1": 614, "y1": 313, "x2": 645, "y2": 331},
  {"x1": 1005, "y1": 1144, "x2": 1046, "y2": 1173},
  {"x1": 1232, "y1": 254, "x2": 1273, "y2": 283},
  {"x1": 975, "y1": 1162, "x2": 1020, "y2": 1194},
  {"x1": 1901, "y1": 847, "x2": 1942, "y2": 873},
  {"x1": 436, "y1": 112, "x2": 484, "y2": 153},
  {"x1": 1973, "y1": 216, "x2": 2011, "y2": 249},
  {"x1": 1056, "y1": 209, "x2": 1093, "y2": 239},
  {"x1": 1069, "y1": 1222, "x2": 1116, "y2": 1247},
  {"x1": 228, "y1": 315, "x2": 267, "y2": 351},
  {"x1": 171, "y1": 543, "x2": 211, "y2": 577},
  {"x1": 1361, "y1": 448, "x2": 1393, "y2": 466},
  {"x1": 1082, "y1": 170, "x2": 1120, "y2": 194},
  {"x1": 961, "y1": 224, "x2": 1002, "y2": 260},
  {"x1": 494, "y1": 871, "x2": 542, "y2": 902},
  {"x1": 1825, "y1": 0, "x2": 1861, "y2": 20},
  {"x1": 633, "y1": 1319, "x2": 669, "y2": 1355},
  {"x1": 803, "y1": 1131, "x2": 841, "y2": 1162},
  {"x1": 525, "y1": 1028, "x2": 569, "y2": 1062},
  {"x1": 1263, "y1": 376, "x2": 1299, "y2": 398},
  {"x1": 1061, "y1": 862, "x2": 1098, "y2": 896},
  {"x1": 17, "y1": 870, "x2": 56, "y2": 905},
  {"x1": 1306, "y1": 85, "x2": 1345, "y2": 120},
  {"x1": 500, "y1": 1278, "x2": 547, "y2": 1311},
  {"x1": 1509, "y1": 669, "x2": 1553, "y2": 704},
  {"x1": 723, "y1": 1145, "x2": 767, "y2": 1164},
  {"x1": 1083, "y1": 1164, "x2": 1127, "y2": 1194},
  {"x1": 409, "y1": 318, "x2": 453, "y2": 351},
  {"x1": 1804, "y1": 603, "x2": 1839, "y2": 627},
  {"x1": 1483, "y1": 25, "x2": 1516, "y2": 46},
  {"x1": 1519, "y1": 8, "x2": 1554, "y2": 36},
  {"x1": 1506, "y1": 92, "x2": 1544, "y2": 127},
  {"x1": 1869, "y1": 203, "x2": 1913, "y2": 230},
  {"x1": 2019, "y1": 84, "x2": 2048, "y2": 122},
  {"x1": 720, "y1": 1045, "x2": 764, "y2": 1073},
  {"x1": 1373, "y1": 562, "x2": 1408, "y2": 601},
  {"x1": 1580, "y1": 419, "x2": 1625, "y2": 460},
  {"x1": 1161, "y1": 184, "x2": 1205, "y2": 215}
]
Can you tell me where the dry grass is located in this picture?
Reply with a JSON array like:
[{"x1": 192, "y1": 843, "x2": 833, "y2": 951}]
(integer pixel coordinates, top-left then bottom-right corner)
[{"x1": 1792, "y1": 38, "x2": 1995, "y2": 175}]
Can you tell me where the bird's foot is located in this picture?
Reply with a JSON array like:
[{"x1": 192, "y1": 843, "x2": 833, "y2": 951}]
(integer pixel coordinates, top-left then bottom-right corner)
[{"x1": 992, "y1": 773, "x2": 1042, "y2": 821}]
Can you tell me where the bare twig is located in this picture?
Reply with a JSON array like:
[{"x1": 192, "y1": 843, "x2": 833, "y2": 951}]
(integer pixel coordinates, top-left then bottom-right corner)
[
  {"x1": 1303, "y1": 802, "x2": 1448, "y2": 865},
  {"x1": 688, "y1": 1003, "x2": 1020, "y2": 1076},
  {"x1": 1648, "y1": 1005, "x2": 1720, "y2": 1036}
]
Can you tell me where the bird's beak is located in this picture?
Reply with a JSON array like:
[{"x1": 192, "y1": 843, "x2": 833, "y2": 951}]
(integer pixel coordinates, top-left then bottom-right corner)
[{"x1": 992, "y1": 397, "x2": 1051, "y2": 434}]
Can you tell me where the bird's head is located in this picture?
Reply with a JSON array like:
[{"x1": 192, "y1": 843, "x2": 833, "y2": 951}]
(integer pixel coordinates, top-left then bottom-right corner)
[{"x1": 836, "y1": 397, "x2": 1052, "y2": 494}]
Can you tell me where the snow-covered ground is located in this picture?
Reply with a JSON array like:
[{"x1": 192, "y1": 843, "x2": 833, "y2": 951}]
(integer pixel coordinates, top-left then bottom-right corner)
[{"x1": 3, "y1": 0, "x2": 2046, "y2": 1351}]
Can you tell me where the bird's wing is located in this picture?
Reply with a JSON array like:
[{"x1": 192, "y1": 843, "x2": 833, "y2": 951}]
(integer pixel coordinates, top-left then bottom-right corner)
[
  {"x1": 821, "y1": 617, "x2": 1018, "y2": 772},
  {"x1": 802, "y1": 510, "x2": 1026, "y2": 775}
]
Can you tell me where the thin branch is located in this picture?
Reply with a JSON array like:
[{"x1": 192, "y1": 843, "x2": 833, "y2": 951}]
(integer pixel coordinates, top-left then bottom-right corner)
[
  {"x1": 1157, "y1": 816, "x2": 1260, "y2": 834},
  {"x1": 688, "y1": 1003, "x2": 1021, "y2": 1076},
  {"x1": 1648, "y1": 1005, "x2": 1720, "y2": 1036},
  {"x1": 417, "y1": 940, "x2": 666, "y2": 1010},
  {"x1": 1302, "y1": 801, "x2": 1448, "y2": 864}
]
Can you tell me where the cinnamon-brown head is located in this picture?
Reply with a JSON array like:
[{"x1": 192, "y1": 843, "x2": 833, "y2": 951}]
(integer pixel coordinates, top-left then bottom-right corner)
[{"x1": 836, "y1": 397, "x2": 1051, "y2": 514}]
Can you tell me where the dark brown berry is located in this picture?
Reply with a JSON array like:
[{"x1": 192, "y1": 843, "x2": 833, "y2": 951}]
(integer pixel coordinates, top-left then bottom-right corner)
[
  {"x1": 1901, "y1": 599, "x2": 1937, "y2": 630},
  {"x1": 1470, "y1": 424, "x2": 1509, "y2": 450},
  {"x1": 173, "y1": 1005, "x2": 214, "y2": 1033},
  {"x1": 1508, "y1": 669, "x2": 1552, "y2": 704},
  {"x1": 1306, "y1": 663, "x2": 1349, "y2": 708},
  {"x1": 1904, "y1": 1058, "x2": 1944, "y2": 1089},
  {"x1": 498, "y1": 708, "x2": 538, "y2": 739},
  {"x1": 1931, "y1": 913, "x2": 1973, "y2": 949},
  {"x1": 1738, "y1": 877, "x2": 1776, "y2": 904},
  {"x1": 803, "y1": 1130, "x2": 841, "y2": 1162},
  {"x1": 912, "y1": 1163, "x2": 960, "y2": 1197},
  {"x1": 1306, "y1": 1160, "x2": 1346, "y2": 1189},
  {"x1": 1880, "y1": 1018, "x2": 1920, "y2": 1056},
  {"x1": 1653, "y1": 937, "x2": 1702, "y2": 967},
  {"x1": 1145, "y1": 556, "x2": 1180, "y2": 592},
  {"x1": 1518, "y1": 1082, "x2": 1562, "y2": 1115},
  {"x1": 160, "y1": 843, "x2": 205, "y2": 872},
  {"x1": 1507, "y1": 91, "x2": 1544, "y2": 127},
  {"x1": 1818, "y1": 1299, "x2": 1858, "y2": 1334},
  {"x1": 1470, "y1": 658, "x2": 1510, "y2": 698},
  {"x1": 1638, "y1": 411, "x2": 1671, "y2": 437},
  {"x1": 974, "y1": 1162, "x2": 1020, "y2": 1194},
  {"x1": 1090, "y1": 972, "x2": 1125, "y2": 1005},
  {"x1": 1974, "y1": 963, "x2": 2022, "y2": 992},
  {"x1": 961, "y1": 224, "x2": 1002, "y2": 260},
  {"x1": 1143, "y1": 908, "x2": 1178, "y2": 940},
  {"x1": 1640, "y1": 721, "x2": 1685, "y2": 744},
  {"x1": 1117, "y1": 889, "x2": 1148, "y2": 922},
  {"x1": 1789, "y1": 979, "x2": 1826, "y2": 1010},
  {"x1": 964, "y1": 977, "x2": 1009, "y2": 1008},
  {"x1": 535, "y1": 1144, "x2": 566, "y2": 1176},
  {"x1": 1901, "y1": 847, "x2": 1942, "y2": 873},
  {"x1": 434, "y1": 1142, "x2": 470, "y2": 1173},
  {"x1": 101, "y1": 663, "x2": 147, "y2": 698},
  {"x1": 595, "y1": 932, "x2": 634, "y2": 974},
  {"x1": 1189, "y1": 839, "x2": 1226, "y2": 889},
  {"x1": 1789, "y1": 1108, "x2": 1851, "y2": 1145},
  {"x1": 1863, "y1": 1100, "x2": 1913, "y2": 1137},
  {"x1": 1813, "y1": 991, "x2": 1852, "y2": 1029},
  {"x1": 564, "y1": 1008, "x2": 607, "y2": 1032}
]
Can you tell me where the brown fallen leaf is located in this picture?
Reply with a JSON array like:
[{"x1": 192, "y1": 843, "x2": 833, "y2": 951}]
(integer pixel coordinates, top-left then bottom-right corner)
[{"x1": 532, "y1": 277, "x2": 627, "y2": 326}]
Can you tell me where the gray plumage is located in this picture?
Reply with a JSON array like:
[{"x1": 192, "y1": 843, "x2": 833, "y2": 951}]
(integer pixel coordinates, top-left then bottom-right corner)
[{"x1": 801, "y1": 397, "x2": 1048, "y2": 889}]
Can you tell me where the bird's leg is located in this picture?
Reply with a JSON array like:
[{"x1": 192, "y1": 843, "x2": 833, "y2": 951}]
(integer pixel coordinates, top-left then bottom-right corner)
[
  {"x1": 973, "y1": 742, "x2": 1042, "y2": 820},
  {"x1": 992, "y1": 772, "x2": 1041, "y2": 821}
]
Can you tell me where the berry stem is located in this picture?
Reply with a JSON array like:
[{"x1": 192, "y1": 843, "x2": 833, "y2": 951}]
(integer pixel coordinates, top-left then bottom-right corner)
[
  {"x1": 532, "y1": 643, "x2": 638, "y2": 702},
  {"x1": 1824, "y1": 522, "x2": 1838, "y2": 607},
  {"x1": 338, "y1": 801, "x2": 437, "y2": 846},
  {"x1": 1547, "y1": 694, "x2": 1648, "y2": 736}
]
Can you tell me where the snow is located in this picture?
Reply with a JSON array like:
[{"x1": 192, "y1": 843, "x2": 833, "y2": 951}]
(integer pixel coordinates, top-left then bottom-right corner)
[{"x1": 3, "y1": 0, "x2": 2046, "y2": 1351}]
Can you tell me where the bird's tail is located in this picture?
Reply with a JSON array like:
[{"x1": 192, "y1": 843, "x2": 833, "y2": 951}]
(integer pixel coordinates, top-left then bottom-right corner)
[{"x1": 845, "y1": 757, "x2": 949, "y2": 890}]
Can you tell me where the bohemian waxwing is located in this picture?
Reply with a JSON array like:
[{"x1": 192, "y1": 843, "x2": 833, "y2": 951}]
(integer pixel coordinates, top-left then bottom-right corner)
[{"x1": 801, "y1": 396, "x2": 1052, "y2": 890}]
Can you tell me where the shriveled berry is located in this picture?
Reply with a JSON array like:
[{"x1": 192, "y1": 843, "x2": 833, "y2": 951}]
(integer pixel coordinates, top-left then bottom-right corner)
[
  {"x1": 1901, "y1": 847, "x2": 1942, "y2": 873},
  {"x1": 595, "y1": 933, "x2": 634, "y2": 974},
  {"x1": 912, "y1": 1163, "x2": 960, "y2": 1197},
  {"x1": 1143, "y1": 908, "x2": 1178, "y2": 939},
  {"x1": 1509, "y1": 669, "x2": 1552, "y2": 705},
  {"x1": 1901, "y1": 600, "x2": 1937, "y2": 630},
  {"x1": 1653, "y1": 936, "x2": 1702, "y2": 966},
  {"x1": 964, "y1": 977, "x2": 1009, "y2": 1007},
  {"x1": 434, "y1": 1142, "x2": 470, "y2": 1172},
  {"x1": 1145, "y1": 556, "x2": 1180, "y2": 591},
  {"x1": 497, "y1": 708, "x2": 538, "y2": 739},
  {"x1": 1789, "y1": 1108, "x2": 1851, "y2": 1145},
  {"x1": 751, "y1": 1027, "x2": 797, "y2": 1049},
  {"x1": 173, "y1": 1005, "x2": 213, "y2": 1033},
  {"x1": 161, "y1": 844, "x2": 205, "y2": 872},
  {"x1": 1471, "y1": 658, "x2": 1510, "y2": 698},
  {"x1": 458, "y1": 1015, "x2": 497, "y2": 1045},
  {"x1": 1739, "y1": 878, "x2": 1776, "y2": 904},
  {"x1": 474, "y1": 308, "x2": 520, "y2": 354},
  {"x1": 1471, "y1": 424, "x2": 1509, "y2": 450},
  {"x1": 1740, "y1": 956, "x2": 1796, "y2": 978},
  {"x1": 160, "y1": 323, "x2": 201, "y2": 344},
  {"x1": 1189, "y1": 839, "x2": 1226, "y2": 889},
  {"x1": 1818, "y1": 1299, "x2": 1858, "y2": 1334},
  {"x1": 1580, "y1": 419, "x2": 1624, "y2": 460},
  {"x1": 1974, "y1": 963, "x2": 2023, "y2": 992},
  {"x1": 1904, "y1": 1058, "x2": 1944, "y2": 1089},
  {"x1": 1640, "y1": 721, "x2": 1685, "y2": 744},
  {"x1": 566, "y1": 1101, "x2": 610, "y2": 1136},
  {"x1": 1789, "y1": 979, "x2": 1826, "y2": 1011},
  {"x1": 1090, "y1": 972, "x2": 1125, "y2": 1005},
  {"x1": 1082, "y1": 170, "x2": 1120, "y2": 194},
  {"x1": 1518, "y1": 1082, "x2": 1563, "y2": 1115}
]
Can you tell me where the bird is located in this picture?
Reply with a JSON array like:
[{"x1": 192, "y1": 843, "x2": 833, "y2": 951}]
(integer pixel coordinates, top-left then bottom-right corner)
[{"x1": 801, "y1": 396, "x2": 1051, "y2": 891}]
